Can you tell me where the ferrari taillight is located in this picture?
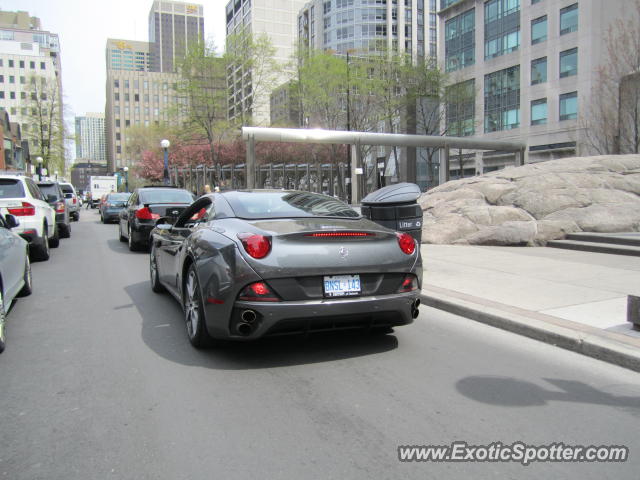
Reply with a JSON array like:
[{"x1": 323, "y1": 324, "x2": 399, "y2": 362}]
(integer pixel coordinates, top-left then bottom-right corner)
[
  {"x1": 237, "y1": 233, "x2": 271, "y2": 259},
  {"x1": 136, "y1": 207, "x2": 160, "y2": 220},
  {"x1": 397, "y1": 274, "x2": 418, "y2": 293},
  {"x1": 238, "y1": 281, "x2": 280, "y2": 302},
  {"x1": 396, "y1": 232, "x2": 416, "y2": 255},
  {"x1": 7, "y1": 202, "x2": 35, "y2": 216},
  {"x1": 304, "y1": 232, "x2": 374, "y2": 237}
]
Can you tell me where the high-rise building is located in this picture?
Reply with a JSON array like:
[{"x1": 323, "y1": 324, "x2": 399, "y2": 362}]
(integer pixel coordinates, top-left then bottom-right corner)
[
  {"x1": 438, "y1": 0, "x2": 635, "y2": 174},
  {"x1": 226, "y1": 0, "x2": 309, "y2": 125},
  {"x1": 298, "y1": 0, "x2": 438, "y2": 61},
  {"x1": 105, "y1": 1, "x2": 202, "y2": 172},
  {"x1": 148, "y1": 1, "x2": 205, "y2": 73},
  {"x1": 0, "y1": 10, "x2": 62, "y2": 165},
  {"x1": 75, "y1": 113, "x2": 106, "y2": 163}
]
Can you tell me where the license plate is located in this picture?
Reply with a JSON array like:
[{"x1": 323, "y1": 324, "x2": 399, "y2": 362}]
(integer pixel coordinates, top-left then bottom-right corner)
[{"x1": 323, "y1": 275, "x2": 361, "y2": 297}]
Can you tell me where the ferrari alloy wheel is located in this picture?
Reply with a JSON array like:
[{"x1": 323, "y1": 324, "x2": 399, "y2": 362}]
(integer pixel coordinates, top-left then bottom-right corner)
[
  {"x1": 184, "y1": 264, "x2": 209, "y2": 348},
  {"x1": 149, "y1": 246, "x2": 165, "y2": 293}
]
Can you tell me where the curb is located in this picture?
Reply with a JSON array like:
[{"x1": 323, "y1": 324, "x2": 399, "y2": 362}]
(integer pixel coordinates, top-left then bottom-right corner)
[{"x1": 420, "y1": 285, "x2": 640, "y2": 373}]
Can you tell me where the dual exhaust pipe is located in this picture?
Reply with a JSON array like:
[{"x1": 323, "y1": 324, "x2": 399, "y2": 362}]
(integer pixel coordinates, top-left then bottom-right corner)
[
  {"x1": 237, "y1": 309, "x2": 257, "y2": 336},
  {"x1": 412, "y1": 299, "x2": 420, "y2": 319}
]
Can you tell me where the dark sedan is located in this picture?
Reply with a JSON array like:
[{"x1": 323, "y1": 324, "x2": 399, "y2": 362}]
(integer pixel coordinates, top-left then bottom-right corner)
[
  {"x1": 100, "y1": 192, "x2": 131, "y2": 224},
  {"x1": 149, "y1": 190, "x2": 422, "y2": 348},
  {"x1": 119, "y1": 186, "x2": 194, "y2": 251},
  {"x1": 37, "y1": 181, "x2": 70, "y2": 243}
]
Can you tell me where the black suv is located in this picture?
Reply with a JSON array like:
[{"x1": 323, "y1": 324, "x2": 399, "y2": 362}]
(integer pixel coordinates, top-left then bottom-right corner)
[
  {"x1": 37, "y1": 181, "x2": 71, "y2": 240},
  {"x1": 118, "y1": 186, "x2": 195, "y2": 251}
]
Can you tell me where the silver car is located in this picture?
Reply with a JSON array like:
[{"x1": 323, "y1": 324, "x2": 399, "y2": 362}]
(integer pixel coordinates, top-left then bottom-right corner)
[
  {"x1": 0, "y1": 213, "x2": 33, "y2": 353},
  {"x1": 149, "y1": 190, "x2": 422, "y2": 348},
  {"x1": 59, "y1": 183, "x2": 80, "y2": 221}
]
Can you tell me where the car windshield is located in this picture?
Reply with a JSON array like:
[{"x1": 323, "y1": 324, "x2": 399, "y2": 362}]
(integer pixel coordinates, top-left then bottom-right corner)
[
  {"x1": 223, "y1": 191, "x2": 360, "y2": 219},
  {"x1": 38, "y1": 183, "x2": 61, "y2": 199},
  {"x1": 108, "y1": 193, "x2": 130, "y2": 202},
  {"x1": 0, "y1": 179, "x2": 25, "y2": 198},
  {"x1": 139, "y1": 189, "x2": 194, "y2": 204}
]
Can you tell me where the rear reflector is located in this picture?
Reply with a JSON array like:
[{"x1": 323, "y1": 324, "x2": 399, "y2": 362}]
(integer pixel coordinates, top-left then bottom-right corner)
[
  {"x1": 7, "y1": 202, "x2": 35, "y2": 216},
  {"x1": 304, "y1": 232, "x2": 374, "y2": 237},
  {"x1": 238, "y1": 281, "x2": 280, "y2": 302},
  {"x1": 397, "y1": 274, "x2": 418, "y2": 293}
]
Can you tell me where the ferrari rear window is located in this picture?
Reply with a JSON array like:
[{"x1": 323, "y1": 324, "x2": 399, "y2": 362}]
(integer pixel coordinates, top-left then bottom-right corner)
[
  {"x1": 224, "y1": 191, "x2": 360, "y2": 219},
  {"x1": 139, "y1": 189, "x2": 194, "y2": 204},
  {"x1": 0, "y1": 179, "x2": 25, "y2": 198}
]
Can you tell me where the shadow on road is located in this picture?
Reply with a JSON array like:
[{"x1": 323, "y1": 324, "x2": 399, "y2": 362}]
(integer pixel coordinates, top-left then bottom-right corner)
[
  {"x1": 106, "y1": 238, "x2": 146, "y2": 255},
  {"x1": 456, "y1": 375, "x2": 640, "y2": 411},
  {"x1": 124, "y1": 280, "x2": 399, "y2": 370}
]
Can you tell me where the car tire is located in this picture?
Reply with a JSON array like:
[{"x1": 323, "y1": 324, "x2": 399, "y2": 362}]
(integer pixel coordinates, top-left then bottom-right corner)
[
  {"x1": 31, "y1": 224, "x2": 51, "y2": 261},
  {"x1": 0, "y1": 289, "x2": 5, "y2": 354},
  {"x1": 100, "y1": 213, "x2": 105, "y2": 223},
  {"x1": 184, "y1": 263, "x2": 212, "y2": 348},
  {"x1": 17, "y1": 256, "x2": 32, "y2": 297},
  {"x1": 60, "y1": 222, "x2": 71, "y2": 239},
  {"x1": 49, "y1": 224, "x2": 60, "y2": 248},
  {"x1": 72, "y1": 212, "x2": 79, "y2": 221},
  {"x1": 119, "y1": 223, "x2": 127, "y2": 242},
  {"x1": 128, "y1": 225, "x2": 141, "y2": 251},
  {"x1": 149, "y1": 245, "x2": 166, "y2": 293}
]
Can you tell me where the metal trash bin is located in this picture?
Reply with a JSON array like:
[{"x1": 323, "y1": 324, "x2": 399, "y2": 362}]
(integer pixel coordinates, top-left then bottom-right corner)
[{"x1": 360, "y1": 183, "x2": 423, "y2": 243}]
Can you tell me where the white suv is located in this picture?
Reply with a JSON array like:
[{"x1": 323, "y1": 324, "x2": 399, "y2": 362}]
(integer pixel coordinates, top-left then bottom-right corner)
[
  {"x1": 0, "y1": 174, "x2": 58, "y2": 261},
  {"x1": 59, "y1": 182, "x2": 80, "y2": 221}
]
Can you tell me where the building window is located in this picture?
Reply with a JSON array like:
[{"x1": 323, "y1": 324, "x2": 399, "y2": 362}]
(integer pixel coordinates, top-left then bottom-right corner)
[
  {"x1": 484, "y1": 0, "x2": 520, "y2": 59},
  {"x1": 116, "y1": 133, "x2": 121, "y2": 140},
  {"x1": 125, "y1": 93, "x2": 130, "y2": 102},
  {"x1": 30, "y1": 61, "x2": 35, "y2": 69},
  {"x1": 9, "y1": 75, "x2": 14, "y2": 83},
  {"x1": 0, "y1": 75, "x2": 3, "y2": 83},
  {"x1": 125, "y1": 120, "x2": 130, "y2": 127},
  {"x1": 134, "y1": 93, "x2": 139, "y2": 102},
  {"x1": 115, "y1": 92, "x2": 120, "y2": 101},
  {"x1": 323, "y1": 1, "x2": 331, "y2": 14},
  {"x1": 19, "y1": 60, "x2": 24, "y2": 68},
  {"x1": 20, "y1": 76, "x2": 25, "y2": 84},
  {"x1": 531, "y1": 0, "x2": 541, "y2": 3},
  {"x1": 531, "y1": 57, "x2": 546, "y2": 84},
  {"x1": 21, "y1": 92, "x2": 26, "y2": 99},
  {"x1": 559, "y1": 91, "x2": 577, "y2": 120},
  {"x1": 446, "y1": 79, "x2": 475, "y2": 136},
  {"x1": 531, "y1": 15, "x2": 547, "y2": 44},
  {"x1": 10, "y1": 91, "x2": 15, "y2": 99},
  {"x1": 484, "y1": 65, "x2": 520, "y2": 132},
  {"x1": 8, "y1": 59, "x2": 13, "y2": 67},
  {"x1": 559, "y1": 47, "x2": 578, "y2": 78},
  {"x1": 530, "y1": 98, "x2": 547, "y2": 125},
  {"x1": 116, "y1": 119, "x2": 120, "y2": 127},
  {"x1": 560, "y1": 3, "x2": 578, "y2": 35},
  {"x1": 125, "y1": 80, "x2": 130, "y2": 89},
  {"x1": 114, "y1": 79, "x2": 119, "y2": 88},
  {"x1": 445, "y1": 8, "x2": 475, "y2": 72},
  {"x1": 40, "y1": 62, "x2": 45, "y2": 69}
]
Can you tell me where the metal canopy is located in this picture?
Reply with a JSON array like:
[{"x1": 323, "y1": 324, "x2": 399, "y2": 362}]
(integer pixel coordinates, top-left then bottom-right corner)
[{"x1": 242, "y1": 126, "x2": 528, "y2": 203}]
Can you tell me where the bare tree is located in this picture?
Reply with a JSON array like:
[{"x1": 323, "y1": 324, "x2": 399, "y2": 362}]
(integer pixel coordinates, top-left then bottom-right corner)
[{"x1": 24, "y1": 75, "x2": 66, "y2": 173}]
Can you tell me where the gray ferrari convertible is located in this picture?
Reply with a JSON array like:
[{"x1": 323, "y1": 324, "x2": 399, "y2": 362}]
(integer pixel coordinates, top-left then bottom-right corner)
[{"x1": 149, "y1": 190, "x2": 422, "y2": 347}]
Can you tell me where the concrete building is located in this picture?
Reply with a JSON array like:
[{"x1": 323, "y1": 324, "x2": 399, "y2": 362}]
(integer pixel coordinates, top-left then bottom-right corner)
[
  {"x1": 226, "y1": 0, "x2": 309, "y2": 125},
  {"x1": 0, "y1": 10, "x2": 62, "y2": 165},
  {"x1": 70, "y1": 161, "x2": 108, "y2": 192},
  {"x1": 148, "y1": 1, "x2": 205, "y2": 73},
  {"x1": 438, "y1": 0, "x2": 636, "y2": 175},
  {"x1": 297, "y1": 0, "x2": 438, "y2": 61},
  {"x1": 75, "y1": 113, "x2": 106, "y2": 163},
  {"x1": 105, "y1": 40, "x2": 183, "y2": 171}
]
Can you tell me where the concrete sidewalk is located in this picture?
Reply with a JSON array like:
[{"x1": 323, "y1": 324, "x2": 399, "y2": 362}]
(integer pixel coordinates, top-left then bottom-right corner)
[{"x1": 419, "y1": 244, "x2": 640, "y2": 372}]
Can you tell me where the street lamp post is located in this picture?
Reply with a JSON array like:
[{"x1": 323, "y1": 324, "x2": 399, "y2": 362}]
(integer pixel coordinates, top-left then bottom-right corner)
[
  {"x1": 123, "y1": 166, "x2": 129, "y2": 193},
  {"x1": 36, "y1": 156, "x2": 43, "y2": 181},
  {"x1": 160, "y1": 139, "x2": 170, "y2": 186}
]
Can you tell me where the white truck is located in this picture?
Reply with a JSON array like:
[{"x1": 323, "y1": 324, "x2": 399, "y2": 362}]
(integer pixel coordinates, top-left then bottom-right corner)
[{"x1": 88, "y1": 175, "x2": 118, "y2": 208}]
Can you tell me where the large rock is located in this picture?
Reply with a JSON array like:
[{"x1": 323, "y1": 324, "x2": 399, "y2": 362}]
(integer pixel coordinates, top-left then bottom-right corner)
[{"x1": 418, "y1": 154, "x2": 640, "y2": 245}]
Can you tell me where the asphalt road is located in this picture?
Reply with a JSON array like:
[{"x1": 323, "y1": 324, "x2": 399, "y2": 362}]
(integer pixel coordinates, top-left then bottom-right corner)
[{"x1": 1, "y1": 210, "x2": 639, "y2": 480}]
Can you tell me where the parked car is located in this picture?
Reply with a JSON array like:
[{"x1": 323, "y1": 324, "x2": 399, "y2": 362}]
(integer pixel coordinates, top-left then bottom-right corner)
[
  {"x1": 59, "y1": 182, "x2": 80, "y2": 221},
  {"x1": 0, "y1": 174, "x2": 57, "y2": 260},
  {"x1": 0, "y1": 212, "x2": 33, "y2": 353},
  {"x1": 148, "y1": 190, "x2": 422, "y2": 348},
  {"x1": 37, "y1": 181, "x2": 71, "y2": 239},
  {"x1": 100, "y1": 192, "x2": 131, "y2": 223},
  {"x1": 119, "y1": 186, "x2": 195, "y2": 251}
]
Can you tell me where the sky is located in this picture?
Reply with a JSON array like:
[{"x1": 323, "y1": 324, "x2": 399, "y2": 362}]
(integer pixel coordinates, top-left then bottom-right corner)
[{"x1": 0, "y1": 0, "x2": 228, "y2": 156}]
